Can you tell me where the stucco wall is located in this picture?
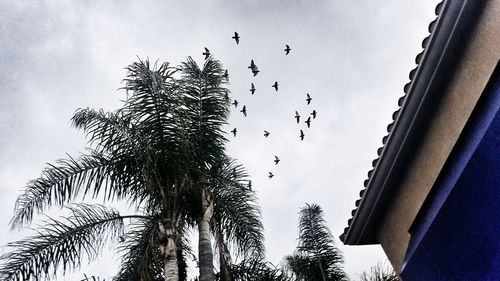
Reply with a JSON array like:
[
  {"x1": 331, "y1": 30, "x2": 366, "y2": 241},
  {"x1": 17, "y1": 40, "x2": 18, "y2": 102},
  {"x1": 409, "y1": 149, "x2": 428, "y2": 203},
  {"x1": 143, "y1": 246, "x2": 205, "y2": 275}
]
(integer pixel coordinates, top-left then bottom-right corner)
[{"x1": 376, "y1": 0, "x2": 500, "y2": 273}]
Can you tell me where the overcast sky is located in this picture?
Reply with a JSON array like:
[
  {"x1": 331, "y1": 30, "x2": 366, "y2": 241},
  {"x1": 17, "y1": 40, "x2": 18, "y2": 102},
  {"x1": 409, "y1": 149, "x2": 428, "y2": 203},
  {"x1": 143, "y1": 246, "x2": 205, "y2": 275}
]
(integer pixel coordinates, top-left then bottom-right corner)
[{"x1": 0, "y1": 1, "x2": 439, "y2": 279}]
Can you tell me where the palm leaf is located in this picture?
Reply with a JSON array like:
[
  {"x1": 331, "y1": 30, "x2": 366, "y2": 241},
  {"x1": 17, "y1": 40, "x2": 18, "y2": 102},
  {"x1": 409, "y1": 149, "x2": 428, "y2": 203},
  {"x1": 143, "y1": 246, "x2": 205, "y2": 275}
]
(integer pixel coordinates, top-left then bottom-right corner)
[
  {"x1": 1, "y1": 204, "x2": 144, "y2": 281},
  {"x1": 10, "y1": 151, "x2": 144, "y2": 228}
]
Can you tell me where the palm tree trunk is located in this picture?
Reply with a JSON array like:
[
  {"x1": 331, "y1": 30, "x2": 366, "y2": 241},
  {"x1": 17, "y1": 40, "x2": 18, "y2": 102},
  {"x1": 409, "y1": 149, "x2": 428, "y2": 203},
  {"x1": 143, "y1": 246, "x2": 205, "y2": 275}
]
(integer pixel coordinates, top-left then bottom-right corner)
[
  {"x1": 159, "y1": 218, "x2": 180, "y2": 281},
  {"x1": 217, "y1": 227, "x2": 232, "y2": 281},
  {"x1": 198, "y1": 187, "x2": 215, "y2": 281}
]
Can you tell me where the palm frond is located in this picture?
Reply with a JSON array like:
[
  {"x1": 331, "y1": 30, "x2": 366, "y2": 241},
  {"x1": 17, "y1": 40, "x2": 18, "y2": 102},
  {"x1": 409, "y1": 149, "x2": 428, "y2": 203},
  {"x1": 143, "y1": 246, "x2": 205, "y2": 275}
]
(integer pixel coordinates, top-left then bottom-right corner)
[
  {"x1": 0, "y1": 204, "x2": 138, "y2": 281},
  {"x1": 211, "y1": 158, "x2": 264, "y2": 260},
  {"x1": 114, "y1": 219, "x2": 164, "y2": 281},
  {"x1": 220, "y1": 259, "x2": 289, "y2": 281},
  {"x1": 10, "y1": 151, "x2": 144, "y2": 228},
  {"x1": 180, "y1": 56, "x2": 230, "y2": 168},
  {"x1": 359, "y1": 262, "x2": 399, "y2": 281}
]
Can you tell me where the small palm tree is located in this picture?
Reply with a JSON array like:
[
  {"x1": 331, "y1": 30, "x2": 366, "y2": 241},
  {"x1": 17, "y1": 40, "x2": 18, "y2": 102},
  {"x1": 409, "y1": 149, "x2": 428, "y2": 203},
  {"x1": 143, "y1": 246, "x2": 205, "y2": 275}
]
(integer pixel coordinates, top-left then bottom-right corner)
[
  {"x1": 0, "y1": 57, "x2": 263, "y2": 281},
  {"x1": 285, "y1": 203, "x2": 347, "y2": 281}
]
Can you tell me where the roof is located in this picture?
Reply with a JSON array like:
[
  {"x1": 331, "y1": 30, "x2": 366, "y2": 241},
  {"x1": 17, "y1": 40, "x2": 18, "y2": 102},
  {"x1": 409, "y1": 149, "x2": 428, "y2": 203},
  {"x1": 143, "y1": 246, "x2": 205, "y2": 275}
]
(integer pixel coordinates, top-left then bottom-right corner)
[{"x1": 341, "y1": 0, "x2": 489, "y2": 245}]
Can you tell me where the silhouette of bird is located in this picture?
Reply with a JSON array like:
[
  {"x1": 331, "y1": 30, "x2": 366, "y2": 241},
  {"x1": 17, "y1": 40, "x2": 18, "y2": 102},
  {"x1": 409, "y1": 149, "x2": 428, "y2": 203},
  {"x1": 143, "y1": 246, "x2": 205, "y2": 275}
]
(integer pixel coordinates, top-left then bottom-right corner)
[
  {"x1": 240, "y1": 105, "x2": 247, "y2": 117},
  {"x1": 250, "y1": 83, "x2": 256, "y2": 95},
  {"x1": 311, "y1": 110, "x2": 317, "y2": 119},
  {"x1": 203, "y1": 47, "x2": 210, "y2": 60},
  {"x1": 223, "y1": 69, "x2": 229, "y2": 79},
  {"x1": 251, "y1": 65, "x2": 259, "y2": 76},
  {"x1": 295, "y1": 111, "x2": 300, "y2": 124},
  {"x1": 232, "y1": 99, "x2": 238, "y2": 108},
  {"x1": 248, "y1": 59, "x2": 255, "y2": 69},
  {"x1": 305, "y1": 116, "x2": 311, "y2": 128},
  {"x1": 231, "y1": 128, "x2": 237, "y2": 137},
  {"x1": 306, "y1": 93, "x2": 312, "y2": 105},
  {"x1": 284, "y1": 44, "x2": 291, "y2": 55},
  {"x1": 232, "y1": 32, "x2": 240, "y2": 44},
  {"x1": 248, "y1": 180, "x2": 252, "y2": 190},
  {"x1": 268, "y1": 172, "x2": 274, "y2": 179},
  {"x1": 264, "y1": 130, "x2": 270, "y2": 137},
  {"x1": 274, "y1": 156, "x2": 280, "y2": 165},
  {"x1": 272, "y1": 81, "x2": 278, "y2": 91},
  {"x1": 300, "y1": 130, "x2": 305, "y2": 141}
]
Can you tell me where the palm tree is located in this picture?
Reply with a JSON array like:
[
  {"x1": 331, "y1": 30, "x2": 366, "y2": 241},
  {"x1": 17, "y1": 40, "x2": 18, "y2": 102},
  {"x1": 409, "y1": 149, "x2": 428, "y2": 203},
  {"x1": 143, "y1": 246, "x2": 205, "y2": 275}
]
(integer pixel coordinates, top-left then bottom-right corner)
[
  {"x1": 0, "y1": 57, "x2": 264, "y2": 281},
  {"x1": 285, "y1": 203, "x2": 347, "y2": 281}
]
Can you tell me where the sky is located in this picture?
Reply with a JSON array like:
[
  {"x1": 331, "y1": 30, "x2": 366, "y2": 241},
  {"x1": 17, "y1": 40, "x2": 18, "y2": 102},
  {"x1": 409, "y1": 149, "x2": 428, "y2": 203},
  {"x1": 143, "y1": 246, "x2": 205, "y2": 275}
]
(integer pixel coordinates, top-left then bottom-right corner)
[{"x1": 0, "y1": 0, "x2": 439, "y2": 279}]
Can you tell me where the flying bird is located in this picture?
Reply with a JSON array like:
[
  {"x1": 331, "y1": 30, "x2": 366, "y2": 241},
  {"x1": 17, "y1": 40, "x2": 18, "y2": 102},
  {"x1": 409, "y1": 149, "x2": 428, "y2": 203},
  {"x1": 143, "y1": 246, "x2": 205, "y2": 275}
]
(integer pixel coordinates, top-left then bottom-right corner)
[
  {"x1": 311, "y1": 110, "x2": 317, "y2": 119},
  {"x1": 274, "y1": 156, "x2": 280, "y2": 165},
  {"x1": 268, "y1": 172, "x2": 274, "y2": 179},
  {"x1": 231, "y1": 128, "x2": 237, "y2": 137},
  {"x1": 240, "y1": 105, "x2": 247, "y2": 117},
  {"x1": 295, "y1": 111, "x2": 300, "y2": 124},
  {"x1": 248, "y1": 59, "x2": 255, "y2": 69},
  {"x1": 300, "y1": 130, "x2": 305, "y2": 141},
  {"x1": 232, "y1": 32, "x2": 240, "y2": 44},
  {"x1": 272, "y1": 81, "x2": 278, "y2": 91},
  {"x1": 305, "y1": 116, "x2": 311, "y2": 128},
  {"x1": 264, "y1": 130, "x2": 270, "y2": 137},
  {"x1": 247, "y1": 180, "x2": 252, "y2": 190},
  {"x1": 284, "y1": 44, "x2": 291, "y2": 55},
  {"x1": 251, "y1": 65, "x2": 260, "y2": 76},
  {"x1": 203, "y1": 47, "x2": 210, "y2": 60},
  {"x1": 250, "y1": 83, "x2": 256, "y2": 95},
  {"x1": 223, "y1": 69, "x2": 229, "y2": 79},
  {"x1": 232, "y1": 99, "x2": 238, "y2": 108},
  {"x1": 306, "y1": 93, "x2": 312, "y2": 105}
]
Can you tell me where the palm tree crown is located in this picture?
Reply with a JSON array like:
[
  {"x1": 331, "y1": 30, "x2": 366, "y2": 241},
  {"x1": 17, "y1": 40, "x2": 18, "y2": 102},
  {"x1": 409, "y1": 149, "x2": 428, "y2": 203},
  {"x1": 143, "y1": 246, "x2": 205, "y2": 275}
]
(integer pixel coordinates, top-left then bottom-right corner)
[{"x1": 0, "y1": 57, "x2": 264, "y2": 281}]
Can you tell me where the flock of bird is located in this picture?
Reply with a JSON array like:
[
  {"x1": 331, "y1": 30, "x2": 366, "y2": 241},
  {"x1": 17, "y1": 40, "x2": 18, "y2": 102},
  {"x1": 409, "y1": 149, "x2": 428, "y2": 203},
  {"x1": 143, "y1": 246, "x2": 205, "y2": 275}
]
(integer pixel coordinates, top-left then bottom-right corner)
[{"x1": 203, "y1": 31, "x2": 319, "y2": 183}]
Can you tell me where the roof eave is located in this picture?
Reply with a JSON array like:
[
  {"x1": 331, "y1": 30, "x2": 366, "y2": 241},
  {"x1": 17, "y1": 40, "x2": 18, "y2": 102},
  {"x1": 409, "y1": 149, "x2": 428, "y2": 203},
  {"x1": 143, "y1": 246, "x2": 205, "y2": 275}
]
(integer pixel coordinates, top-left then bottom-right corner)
[{"x1": 342, "y1": 0, "x2": 488, "y2": 245}]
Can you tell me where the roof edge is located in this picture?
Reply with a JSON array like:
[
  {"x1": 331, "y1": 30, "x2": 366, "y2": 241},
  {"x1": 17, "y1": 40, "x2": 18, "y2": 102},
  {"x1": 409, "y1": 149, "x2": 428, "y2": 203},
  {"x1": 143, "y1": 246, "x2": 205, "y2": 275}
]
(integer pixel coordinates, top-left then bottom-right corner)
[{"x1": 342, "y1": 0, "x2": 488, "y2": 245}]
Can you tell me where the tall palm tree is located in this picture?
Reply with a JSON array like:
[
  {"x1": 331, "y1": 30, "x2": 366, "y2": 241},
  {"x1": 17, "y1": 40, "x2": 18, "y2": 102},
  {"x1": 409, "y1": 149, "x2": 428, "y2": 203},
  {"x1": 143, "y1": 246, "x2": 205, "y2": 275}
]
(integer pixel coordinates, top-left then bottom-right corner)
[
  {"x1": 0, "y1": 57, "x2": 263, "y2": 281},
  {"x1": 285, "y1": 203, "x2": 347, "y2": 281}
]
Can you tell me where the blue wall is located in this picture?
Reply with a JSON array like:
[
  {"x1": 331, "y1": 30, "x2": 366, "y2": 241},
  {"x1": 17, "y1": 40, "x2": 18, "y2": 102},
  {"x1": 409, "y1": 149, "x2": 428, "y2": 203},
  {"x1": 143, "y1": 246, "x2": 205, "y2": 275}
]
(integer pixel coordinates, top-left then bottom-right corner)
[{"x1": 402, "y1": 73, "x2": 500, "y2": 280}]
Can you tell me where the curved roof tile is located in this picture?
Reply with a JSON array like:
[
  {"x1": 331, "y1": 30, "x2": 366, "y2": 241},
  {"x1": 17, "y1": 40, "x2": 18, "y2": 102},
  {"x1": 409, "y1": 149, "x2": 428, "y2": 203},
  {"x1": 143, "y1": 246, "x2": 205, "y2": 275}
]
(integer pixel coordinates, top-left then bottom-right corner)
[{"x1": 340, "y1": 0, "x2": 445, "y2": 243}]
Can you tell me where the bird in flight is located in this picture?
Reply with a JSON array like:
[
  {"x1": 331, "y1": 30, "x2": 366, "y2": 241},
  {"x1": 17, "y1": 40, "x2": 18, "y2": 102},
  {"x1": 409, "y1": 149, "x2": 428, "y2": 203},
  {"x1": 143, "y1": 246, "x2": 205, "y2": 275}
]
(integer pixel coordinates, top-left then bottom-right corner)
[
  {"x1": 272, "y1": 81, "x2": 278, "y2": 91},
  {"x1": 300, "y1": 130, "x2": 305, "y2": 141},
  {"x1": 306, "y1": 93, "x2": 312, "y2": 105},
  {"x1": 305, "y1": 116, "x2": 311, "y2": 128},
  {"x1": 248, "y1": 180, "x2": 252, "y2": 190},
  {"x1": 311, "y1": 110, "x2": 317, "y2": 119},
  {"x1": 223, "y1": 69, "x2": 229, "y2": 79},
  {"x1": 232, "y1": 32, "x2": 240, "y2": 44},
  {"x1": 264, "y1": 130, "x2": 270, "y2": 137},
  {"x1": 250, "y1": 83, "x2": 256, "y2": 95},
  {"x1": 231, "y1": 128, "x2": 237, "y2": 137},
  {"x1": 248, "y1": 59, "x2": 255, "y2": 69},
  {"x1": 251, "y1": 65, "x2": 260, "y2": 76},
  {"x1": 268, "y1": 172, "x2": 274, "y2": 179},
  {"x1": 240, "y1": 105, "x2": 247, "y2": 117},
  {"x1": 274, "y1": 156, "x2": 280, "y2": 165},
  {"x1": 295, "y1": 111, "x2": 300, "y2": 124},
  {"x1": 232, "y1": 99, "x2": 238, "y2": 108},
  {"x1": 284, "y1": 44, "x2": 291, "y2": 55},
  {"x1": 203, "y1": 47, "x2": 210, "y2": 60}
]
